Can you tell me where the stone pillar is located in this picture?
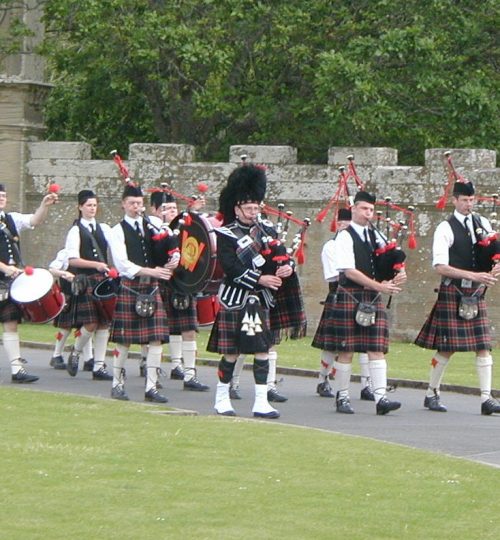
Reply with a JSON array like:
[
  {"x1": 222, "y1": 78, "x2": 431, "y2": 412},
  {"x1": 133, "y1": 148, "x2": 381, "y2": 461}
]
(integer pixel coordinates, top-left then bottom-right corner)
[{"x1": 0, "y1": 0, "x2": 50, "y2": 210}]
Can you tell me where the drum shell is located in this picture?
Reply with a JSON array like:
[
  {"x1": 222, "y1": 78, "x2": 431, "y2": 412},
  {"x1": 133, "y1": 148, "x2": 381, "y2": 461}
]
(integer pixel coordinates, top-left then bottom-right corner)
[
  {"x1": 196, "y1": 294, "x2": 220, "y2": 326},
  {"x1": 9, "y1": 268, "x2": 65, "y2": 324},
  {"x1": 92, "y1": 277, "x2": 120, "y2": 322}
]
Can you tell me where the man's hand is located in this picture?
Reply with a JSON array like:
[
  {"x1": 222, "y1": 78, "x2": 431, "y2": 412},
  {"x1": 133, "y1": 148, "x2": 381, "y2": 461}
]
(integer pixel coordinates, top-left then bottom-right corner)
[
  {"x1": 42, "y1": 193, "x2": 58, "y2": 206},
  {"x1": 275, "y1": 264, "x2": 293, "y2": 278},
  {"x1": 474, "y1": 272, "x2": 497, "y2": 287},
  {"x1": 378, "y1": 280, "x2": 402, "y2": 295},
  {"x1": 3, "y1": 265, "x2": 22, "y2": 278},
  {"x1": 393, "y1": 270, "x2": 407, "y2": 286},
  {"x1": 95, "y1": 262, "x2": 110, "y2": 273},
  {"x1": 258, "y1": 274, "x2": 282, "y2": 290}
]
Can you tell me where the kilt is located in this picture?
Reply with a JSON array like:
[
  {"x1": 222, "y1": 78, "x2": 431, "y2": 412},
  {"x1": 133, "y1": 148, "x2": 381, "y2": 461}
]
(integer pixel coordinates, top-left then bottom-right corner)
[
  {"x1": 270, "y1": 272, "x2": 307, "y2": 343},
  {"x1": 311, "y1": 285, "x2": 389, "y2": 353},
  {"x1": 159, "y1": 283, "x2": 197, "y2": 334},
  {"x1": 207, "y1": 303, "x2": 271, "y2": 355},
  {"x1": 110, "y1": 277, "x2": 169, "y2": 345},
  {"x1": 54, "y1": 273, "x2": 109, "y2": 328},
  {"x1": 0, "y1": 298, "x2": 23, "y2": 323},
  {"x1": 415, "y1": 282, "x2": 491, "y2": 352}
]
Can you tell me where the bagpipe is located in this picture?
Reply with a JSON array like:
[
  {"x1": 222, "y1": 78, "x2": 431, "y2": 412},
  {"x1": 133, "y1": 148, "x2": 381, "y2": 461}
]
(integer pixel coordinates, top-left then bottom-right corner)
[{"x1": 437, "y1": 150, "x2": 499, "y2": 272}]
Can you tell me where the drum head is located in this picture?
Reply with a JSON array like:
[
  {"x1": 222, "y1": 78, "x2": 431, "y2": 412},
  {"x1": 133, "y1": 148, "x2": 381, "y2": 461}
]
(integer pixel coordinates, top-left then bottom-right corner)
[
  {"x1": 10, "y1": 268, "x2": 54, "y2": 302},
  {"x1": 170, "y1": 212, "x2": 217, "y2": 294}
]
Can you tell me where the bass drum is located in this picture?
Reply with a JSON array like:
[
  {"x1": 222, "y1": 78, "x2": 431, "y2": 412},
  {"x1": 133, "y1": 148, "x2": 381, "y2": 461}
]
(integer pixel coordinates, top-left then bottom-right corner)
[
  {"x1": 9, "y1": 268, "x2": 65, "y2": 323},
  {"x1": 170, "y1": 212, "x2": 223, "y2": 295}
]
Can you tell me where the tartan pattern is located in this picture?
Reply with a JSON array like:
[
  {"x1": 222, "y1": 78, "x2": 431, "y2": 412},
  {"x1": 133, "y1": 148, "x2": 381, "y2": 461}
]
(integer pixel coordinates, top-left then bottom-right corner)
[
  {"x1": 159, "y1": 283, "x2": 198, "y2": 334},
  {"x1": 311, "y1": 286, "x2": 389, "y2": 353},
  {"x1": 270, "y1": 272, "x2": 307, "y2": 341},
  {"x1": 54, "y1": 274, "x2": 109, "y2": 328},
  {"x1": 415, "y1": 282, "x2": 491, "y2": 351},
  {"x1": 0, "y1": 298, "x2": 23, "y2": 323},
  {"x1": 207, "y1": 303, "x2": 271, "y2": 355},
  {"x1": 110, "y1": 277, "x2": 168, "y2": 345}
]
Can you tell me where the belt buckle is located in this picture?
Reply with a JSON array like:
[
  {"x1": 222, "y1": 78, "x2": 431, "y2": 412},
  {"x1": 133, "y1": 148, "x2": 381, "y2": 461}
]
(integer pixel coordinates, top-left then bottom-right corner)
[{"x1": 461, "y1": 279, "x2": 472, "y2": 288}]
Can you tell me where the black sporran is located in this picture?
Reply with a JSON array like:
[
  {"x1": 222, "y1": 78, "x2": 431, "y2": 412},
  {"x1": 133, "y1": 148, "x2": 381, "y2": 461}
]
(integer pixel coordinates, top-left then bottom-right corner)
[
  {"x1": 135, "y1": 293, "x2": 157, "y2": 318},
  {"x1": 458, "y1": 296, "x2": 479, "y2": 320},
  {"x1": 71, "y1": 274, "x2": 89, "y2": 295},
  {"x1": 355, "y1": 302, "x2": 377, "y2": 327},
  {"x1": 171, "y1": 292, "x2": 190, "y2": 311}
]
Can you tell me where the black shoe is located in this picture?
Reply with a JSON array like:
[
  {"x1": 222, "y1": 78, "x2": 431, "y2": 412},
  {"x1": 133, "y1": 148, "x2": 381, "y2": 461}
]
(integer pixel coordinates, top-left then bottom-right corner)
[
  {"x1": 111, "y1": 385, "x2": 129, "y2": 401},
  {"x1": 336, "y1": 393, "x2": 354, "y2": 414},
  {"x1": 360, "y1": 386, "x2": 376, "y2": 402},
  {"x1": 49, "y1": 355, "x2": 67, "y2": 370},
  {"x1": 267, "y1": 387, "x2": 288, "y2": 403},
  {"x1": 92, "y1": 367, "x2": 113, "y2": 381},
  {"x1": 184, "y1": 377, "x2": 210, "y2": 392},
  {"x1": 83, "y1": 358, "x2": 94, "y2": 372},
  {"x1": 481, "y1": 398, "x2": 500, "y2": 415},
  {"x1": 376, "y1": 396, "x2": 401, "y2": 415},
  {"x1": 139, "y1": 357, "x2": 146, "y2": 378},
  {"x1": 229, "y1": 384, "x2": 242, "y2": 400},
  {"x1": 11, "y1": 368, "x2": 39, "y2": 384},
  {"x1": 170, "y1": 365, "x2": 185, "y2": 380},
  {"x1": 424, "y1": 391, "x2": 447, "y2": 412},
  {"x1": 253, "y1": 410, "x2": 280, "y2": 419},
  {"x1": 66, "y1": 348, "x2": 80, "y2": 377},
  {"x1": 317, "y1": 380, "x2": 334, "y2": 398},
  {"x1": 145, "y1": 387, "x2": 168, "y2": 403}
]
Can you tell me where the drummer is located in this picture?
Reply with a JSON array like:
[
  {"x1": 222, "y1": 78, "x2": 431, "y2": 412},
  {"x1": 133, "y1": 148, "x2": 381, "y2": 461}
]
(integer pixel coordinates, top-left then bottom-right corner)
[
  {"x1": 148, "y1": 190, "x2": 209, "y2": 391},
  {"x1": 0, "y1": 183, "x2": 58, "y2": 383},
  {"x1": 63, "y1": 190, "x2": 114, "y2": 381}
]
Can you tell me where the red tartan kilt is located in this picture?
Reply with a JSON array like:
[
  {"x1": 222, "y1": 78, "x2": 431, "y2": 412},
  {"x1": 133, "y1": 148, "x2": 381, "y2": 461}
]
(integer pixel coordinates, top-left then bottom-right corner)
[
  {"x1": 415, "y1": 283, "x2": 491, "y2": 351},
  {"x1": 270, "y1": 272, "x2": 307, "y2": 340},
  {"x1": 207, "y1": 305, "x2": 271, "y2": 355},
  {"x1": 110, "y1": 278, "x2": 168, "y2": 345},
  {"x1": 159, "y1": 284, "x2": 197, "y2": 334},
  {"x1": 0, "y1": 298, "x2": 23, "y2": 323},
  {"x1": 311, "y1": 286, "x2": 389, "y2": 353},
  {"x1": 54, "y1": 274, "x2": 110, "y2": 328}
]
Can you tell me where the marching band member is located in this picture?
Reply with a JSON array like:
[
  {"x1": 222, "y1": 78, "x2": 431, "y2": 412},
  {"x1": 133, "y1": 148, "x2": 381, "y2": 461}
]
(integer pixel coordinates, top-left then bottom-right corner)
[
  {"x1": 208, "y1": 164, "x2": 294, "y2": 418},
  {"x1": 107, "y1": 182, "x2": 172, "y2": 403},
  {"x1": 0, "y1": 184, "x2": 58, "y2": 383},
  {"x1": 415, "y1": 181, "x2": 500, "y2": 414},
  {"x1": 312, "y1": 207, "x2": 373, "y2": 401},
  {"x1": 63, "y1": 190, "x2": 113, "y2": 381},
  {"x1": 148, "y1": 190, "x2": 209, "y2": 391},
  {"x1": 317, "y1": 191, "x2": 406, "y2": 414}
]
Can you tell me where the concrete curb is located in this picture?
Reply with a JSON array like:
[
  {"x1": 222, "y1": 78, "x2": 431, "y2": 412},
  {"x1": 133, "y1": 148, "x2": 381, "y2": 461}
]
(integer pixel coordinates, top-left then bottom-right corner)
[{"x1": 21, "y1": 340, "x2": 499, "y2": 399}]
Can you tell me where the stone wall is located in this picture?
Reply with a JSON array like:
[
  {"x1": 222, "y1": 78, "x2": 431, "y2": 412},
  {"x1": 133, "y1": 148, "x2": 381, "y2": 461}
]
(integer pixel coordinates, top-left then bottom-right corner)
[{"x1": 22, "y1": 142, "x2": 499, "y2": 344}]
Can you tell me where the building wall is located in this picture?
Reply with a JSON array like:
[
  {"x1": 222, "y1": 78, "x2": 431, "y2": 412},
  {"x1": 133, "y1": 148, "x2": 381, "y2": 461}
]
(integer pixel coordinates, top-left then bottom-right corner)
[{"x1": 22, "y1": 142, "x2": 499, "y2": 344}]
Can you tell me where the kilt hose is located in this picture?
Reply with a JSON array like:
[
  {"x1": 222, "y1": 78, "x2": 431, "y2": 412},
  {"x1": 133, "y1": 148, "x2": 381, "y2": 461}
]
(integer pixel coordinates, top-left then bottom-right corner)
[
  {"x1": 311, "y1": 285, "x2": 389, "y2": 354},
  {"x1": 415, "y1": 282, "x2": 491, "y2": 352},
  {"x1": 54, "y1": 273, "x2": 109, "y2": 329},
  {"x1": 0, "y1": 298, "x2": 22, "y2": 323},
  {"x1": 270, "y1": 272, "x2": 307, "y2": 344},
  {"x1": 159, "y1": 283, "x2": 198, "y2": 334},
  {"x1": 207, "y1": 304, "x2": 272, "y2": 355},
  {"x1": 110, "y1": 277, "x2": 168, "y2": 346}
]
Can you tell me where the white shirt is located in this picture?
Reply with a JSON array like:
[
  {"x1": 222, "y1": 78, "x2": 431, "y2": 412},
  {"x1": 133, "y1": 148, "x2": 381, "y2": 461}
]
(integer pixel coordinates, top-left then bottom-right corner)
[
  {"x1": 0, "y1": 212, "x2": 34, "y2": 232},
  {"x1": 432, "y1": 210, "x2": 492, "y2": 267},
  {"x1": 321, "y1": 238, "x2": 339, "y2": 281},
  {"x1": 65, "y1": 218, "x2": 114, "y2": 260},
  {"x1": 108, "y1": 216, "x2": 148, "y2": 279},
  {"x1": 49, "y1": 248, "x2": 69, "y2": 271},
  {"x1": 335, "y1": 222, "x2": 385, "y2": 271}
]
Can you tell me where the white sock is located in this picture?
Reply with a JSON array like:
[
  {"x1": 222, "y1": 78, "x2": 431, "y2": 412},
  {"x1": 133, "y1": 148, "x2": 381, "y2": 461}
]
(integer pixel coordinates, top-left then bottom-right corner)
[
  {"x1": 358, "y1": 353, "x2": 370, "y2": 388},
  {"x1": 3, "y1": 331, "x2": 22, "y2": 374},
  {"x1": 182, "y1": 340, "x2": 197, "y2": 382},
  {"x1": 112, "y1": 344, "x2": 129, "y2": 386},
  {"x1": 169, "y1": 334, "x2": 183, "y2": 369},
  {"x1": 92, "y1": 329, "x2": 110, "y2": 371},
  {"x1": 369, "y1": 359, "x2": 387, "y2": 403},
  {"x1": 140, "y1": 344, "x2": 148, "y2": 360},
  {"x1": 82, "y1": 337, "x2": 93, "y2": 362},
  {"x1": 74, "y1": 327, "x2": 94, "y2": 354},
  {"x1": 427, "y1": 353, "x2": 449, "y2": 397},
  {"x1": 53, "y1": 329, "x2": 70, "y2": 357},
  {"x1": 146, "y1": 344, "x2": 163, "y2": 391},
  {"x1": 231, "y1": 355, "x2": 246, "y2": 386},
  {"x1": 476, "y1": 355, "x2": 493, "y2": 403},
  {"x1": 333, "y1": 361, "x2": 352, "y2": 398},
  {"x1": 319, "y1": 351, "x2": 336, "y2": 381},
  {"x1": 267, "y1": 350, "x2": 278, "y2": 390}
]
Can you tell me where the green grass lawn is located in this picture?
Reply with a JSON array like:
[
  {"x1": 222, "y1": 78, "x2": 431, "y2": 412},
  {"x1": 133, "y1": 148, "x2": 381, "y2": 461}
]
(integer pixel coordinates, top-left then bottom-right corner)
[
  {"x1": 1, "y1": 388, "x2": 499, "y2": 539},
  {"x1": 16, "y1": 323, "x2": 500, "y2": 390}
]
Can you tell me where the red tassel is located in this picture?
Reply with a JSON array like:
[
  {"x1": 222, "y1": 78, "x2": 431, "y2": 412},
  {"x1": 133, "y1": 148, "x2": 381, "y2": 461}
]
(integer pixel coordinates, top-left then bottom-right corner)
[
  {"x1": 408, "y1": 234, "x2": 417, "y2": 250},
  {"x1": 329, "y1": 218, "x2": 337, "y2": 233},
  {"x1": 215, "y1": 211, "x2": 224, "y2": 222},
  {"x1": 296, "y1": 242, "x2": 305, "y2": 265},
  {"x1": 183, "y1": 213, "x2": 192, "y2": 226},
  {"x1": 315, "y1": 207, "x2": 329, "y2": 223},
  {"x1": 435, "y1": 195, "x2": 447, "y2": 210},
  {"x1": 56, "y1": 331, "x2": 64, "y2": 341}
]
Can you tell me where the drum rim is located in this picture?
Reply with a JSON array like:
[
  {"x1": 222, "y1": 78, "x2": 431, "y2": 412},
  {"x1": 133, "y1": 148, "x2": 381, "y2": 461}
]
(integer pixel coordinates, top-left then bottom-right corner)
[{"x1": 9, "y1": 268, "x2": 54, "y2": 303}]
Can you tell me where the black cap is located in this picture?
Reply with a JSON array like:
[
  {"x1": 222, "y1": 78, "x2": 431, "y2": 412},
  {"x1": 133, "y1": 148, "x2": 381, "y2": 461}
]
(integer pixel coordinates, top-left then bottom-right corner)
[
  {"x1": 337, "y1": 208, "x2": 352, "y2": 221},
  {"x1": 150, "y1": 190, "x2": 175, "y2": 209},
  {"x1": 0, "y1": 184, "x2": 5, "y2": 193},
  {"x1": 122, "y1": 183, "x2": 143, "y2": 199},
  {"x1": 452, "y1": 181, "x2": 475, "y2": 197},
  {"x1": 354, "y1": 190, "x2": 376, "y2": 205},
  {"x1": 77, "y1": 190, "x2": 96, "y2": 205}
]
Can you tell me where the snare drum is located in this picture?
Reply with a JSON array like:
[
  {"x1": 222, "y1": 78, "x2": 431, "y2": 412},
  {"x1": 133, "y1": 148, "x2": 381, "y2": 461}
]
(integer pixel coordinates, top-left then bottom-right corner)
[
  {"x1": 170, "y1": 212, "x2": 223, "y2": 294},
  {"x1": 92, "y1": 277, "x2": 120, "y2": 322},
  {"x1": 195, "y1": 294, "x2": 220, "y2": 326},
  {"x1": 9, "y1": 268, "x2": 65, "y2": 323}
]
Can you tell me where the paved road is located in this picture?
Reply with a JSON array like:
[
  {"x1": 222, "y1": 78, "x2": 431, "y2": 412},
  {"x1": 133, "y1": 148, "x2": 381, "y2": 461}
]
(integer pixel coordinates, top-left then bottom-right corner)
[{"x1": 3, "y1": 345, "x2": 500, "y2": 469}]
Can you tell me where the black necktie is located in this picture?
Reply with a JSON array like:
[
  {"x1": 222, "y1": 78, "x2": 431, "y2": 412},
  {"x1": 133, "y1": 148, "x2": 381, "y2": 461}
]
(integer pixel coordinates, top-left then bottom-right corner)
[
  {"x1": 0, "y1": 213, "x2": 5, "y2": 224},
  {"x1": 89, "y1": 223, "x2": 95, "y2": 235},
  {"x1": 363, "y1": 228, "x2": 372, "y2": 248},
  {"x1": 134, "y1": 221, "x2": 142, "y2": 237}
]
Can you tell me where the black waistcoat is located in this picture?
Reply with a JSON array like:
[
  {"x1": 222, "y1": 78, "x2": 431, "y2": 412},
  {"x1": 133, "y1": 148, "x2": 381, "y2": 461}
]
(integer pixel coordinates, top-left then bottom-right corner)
[
  {"x1": 0, "y1": 214, "x2": 21, "y2": 279},
  {"x1": 341, "y1": 226, "x2": 376, "y2": 287},
  {"x1": 68, "y1": 221, "x2": 109, "y2": 276},
  {"x1": 121, "y1": 220, "x2": 154, "y2": 267},
  {"x1": 448, "y1": 215, "x2": 475, "y2": 270}
]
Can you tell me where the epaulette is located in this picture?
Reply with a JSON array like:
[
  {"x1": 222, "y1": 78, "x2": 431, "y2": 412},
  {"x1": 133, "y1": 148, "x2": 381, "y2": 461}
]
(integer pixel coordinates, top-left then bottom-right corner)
[{"x1": 215, "y1": 226, "x2": 239, "y2": 239}]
